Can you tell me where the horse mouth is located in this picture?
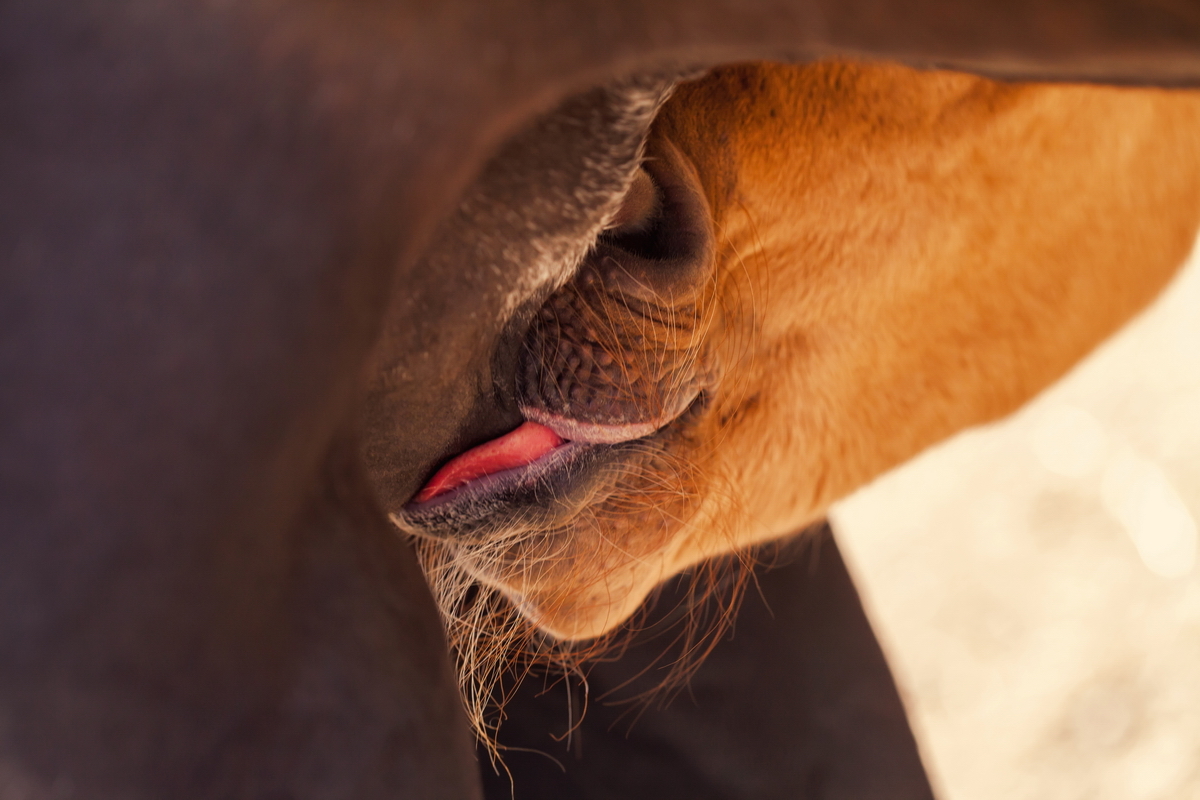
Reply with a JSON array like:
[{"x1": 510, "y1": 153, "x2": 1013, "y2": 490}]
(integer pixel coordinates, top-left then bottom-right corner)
[
  {"x1": 401, "y1": 423, "x2": 600, "y2": 524},
  {"x1": 399, "y1": 401, "x2": 700, "y2": 537}
]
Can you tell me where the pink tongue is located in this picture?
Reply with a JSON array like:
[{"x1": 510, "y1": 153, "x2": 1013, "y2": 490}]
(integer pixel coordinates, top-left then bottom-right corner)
[{"x1": 413, "y1": 421, "x2": 566, "y2": 503}]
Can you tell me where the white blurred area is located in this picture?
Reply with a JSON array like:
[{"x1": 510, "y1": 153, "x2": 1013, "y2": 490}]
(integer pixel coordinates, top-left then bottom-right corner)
[{"x1": 832, "y1": 235, "x2": 1200, "y2": 800}]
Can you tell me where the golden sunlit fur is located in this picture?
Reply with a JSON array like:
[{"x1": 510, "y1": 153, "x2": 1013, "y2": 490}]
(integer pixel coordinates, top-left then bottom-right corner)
[{"x1": 417, "y1": 60, "x2": 1200, "y2": 740}]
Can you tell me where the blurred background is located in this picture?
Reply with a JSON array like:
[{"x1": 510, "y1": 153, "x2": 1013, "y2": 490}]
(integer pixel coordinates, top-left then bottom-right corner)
[{"x1": 833, "y1": 237, "x2": 1200, "y2": 800}]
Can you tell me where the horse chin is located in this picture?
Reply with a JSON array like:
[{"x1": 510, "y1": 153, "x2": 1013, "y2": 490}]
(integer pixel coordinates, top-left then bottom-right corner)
[
  {"x1": 436, "y1": 497, "x2": 684, "y2": 641},
  {"x1": 487, "y1": 570, "x2": 666, "y2": 642}
]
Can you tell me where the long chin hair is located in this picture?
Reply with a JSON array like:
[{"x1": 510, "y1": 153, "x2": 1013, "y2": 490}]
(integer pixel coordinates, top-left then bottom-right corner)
[{"x1": 410, "y1": 437, "x2": 760, "y2": 759}]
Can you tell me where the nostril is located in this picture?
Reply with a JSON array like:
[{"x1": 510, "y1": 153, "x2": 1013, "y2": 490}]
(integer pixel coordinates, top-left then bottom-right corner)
[
  {"x1": 605, "y1": 167, "x2": 660, "y2": 235},
  {"x1": 593, "y1": 137, "x2": 714, "y2": 306}
]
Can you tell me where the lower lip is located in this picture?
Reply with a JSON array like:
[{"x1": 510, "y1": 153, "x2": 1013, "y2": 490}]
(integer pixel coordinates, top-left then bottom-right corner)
[
  {"x1": 404, "y1": 438, "x2": 594, "y2": 513},
  {"x1": 412, "y1": 421, "x2": 567, "y2": 504}
]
